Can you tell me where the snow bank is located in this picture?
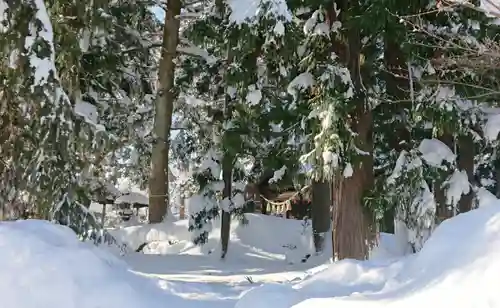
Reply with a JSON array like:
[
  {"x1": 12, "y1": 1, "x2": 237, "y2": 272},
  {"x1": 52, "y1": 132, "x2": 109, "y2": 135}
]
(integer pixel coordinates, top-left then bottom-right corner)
[
  {"x1": 236, "y1": 204, "x2": 500, "y2": 308},
  {"x1": 109, "y1": 218, "x2": 203, "y2": 253},
  {"x1": 112, "y1": 214, "x2": 317, "y2": 260},
  {"x1": 0, "y1": 220, "x2": 185, "y2": 308}
]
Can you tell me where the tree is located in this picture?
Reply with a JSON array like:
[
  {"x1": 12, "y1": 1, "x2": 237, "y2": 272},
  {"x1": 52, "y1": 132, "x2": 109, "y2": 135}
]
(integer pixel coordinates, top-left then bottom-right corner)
[
  {"x1": 149, "y1": 0, "x2": 182, "y2": 223},
  {"x1": 311, "y1": 181, "x2": 331, "y2": 253},
  {"x1": 0, "y1": 0, "x2": 88, "y2": 229},
  {"x1": 0, "y1": 0, "x2": 161, "y2": 240}
]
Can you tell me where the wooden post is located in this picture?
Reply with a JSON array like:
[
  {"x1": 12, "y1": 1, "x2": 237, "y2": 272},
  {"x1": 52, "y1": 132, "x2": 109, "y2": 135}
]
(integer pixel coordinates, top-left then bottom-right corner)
[
  {"x1": 101, "y1": 203, "x2": 106, "y2": 229},
  {"x1": 179, "y1": 197, "x2": 185, "y2": 219}
]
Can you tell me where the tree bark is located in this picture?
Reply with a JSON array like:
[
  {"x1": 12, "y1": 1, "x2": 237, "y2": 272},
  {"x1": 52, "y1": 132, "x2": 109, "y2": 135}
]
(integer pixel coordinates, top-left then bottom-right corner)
[
  {"x1": 457, "y1": 134, "x2": 474, "y2": 213},
  {"x1": 332, "y1": 111, "x2": 374, "y2": 260},
  {"x1": 148, "y1": 0, "x2": 181, "y2": 223},
  {"x1": 311, "y1": 181, "x2": 331, "y2": 253},
  {"x1": 331, "y1": 0, "x2": 375, "y2": 260},
  {"x1": 382, "y1": 25, "x2": 411, "y2": 234}
]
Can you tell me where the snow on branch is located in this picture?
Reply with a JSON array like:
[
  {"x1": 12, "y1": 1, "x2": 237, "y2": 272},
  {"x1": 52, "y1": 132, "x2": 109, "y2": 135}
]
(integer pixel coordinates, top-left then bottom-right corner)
[
  {"x1": 397, "y1": 1, "x2": 500, "y2": 75},
  {"x1": 177, "y1": 38, "x2": 217, "y2": 64},
  {"x1": 227, "y1": 0, "x2": 292, "y2": 25},
  {"x1": 443, "y1": 0, "x2": 500, "y2": 18}
]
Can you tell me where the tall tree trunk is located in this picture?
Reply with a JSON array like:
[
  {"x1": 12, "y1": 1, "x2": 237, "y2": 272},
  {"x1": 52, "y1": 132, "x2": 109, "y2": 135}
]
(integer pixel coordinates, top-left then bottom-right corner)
[
  {"x1": 332, "y1": 112, "x2": 374, "y2": 260},
  {"x1": 220, "y1": 154, "x2": 232, "y2": 259},
  {"x1": 332, "y1": 0, "x2": 375, "y2": 260},
  {"x1": 382, "y1": 26, "x2": 411, "y2": 234},
  {"x1": 311, "y1": 181, "x2": 331, "y2": 253},
  {"x1": 457, "y1": 134, "x2": 474, "y2": 213},
  {"x1": 148, "y1": 1, "x2": 181, "y2": 223}
]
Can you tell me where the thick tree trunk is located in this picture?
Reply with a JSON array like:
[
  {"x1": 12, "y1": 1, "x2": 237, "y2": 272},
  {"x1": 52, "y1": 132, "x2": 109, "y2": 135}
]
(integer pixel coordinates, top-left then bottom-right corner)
[
  {"x1": 332, "y1": 111, "x2": 374, "y2": 260},
  {"x1": 220, "y1": 154, "x2": 232, "y2": 259},
  {"x1": 311, "y1": 181, "x2": 331, "y2": 253},
  {"x1": 382, "y1": 26, "x2": 411, "y2": 234},
  {"x1": 331, "y1": 2, "x2": 375, "y2": 260},
  {"x1": 148, "y1": 0, "x2": 181, "y2": 223},
  {"x1": 457, "y1": 134, "x2": 474, "y2": 213}
]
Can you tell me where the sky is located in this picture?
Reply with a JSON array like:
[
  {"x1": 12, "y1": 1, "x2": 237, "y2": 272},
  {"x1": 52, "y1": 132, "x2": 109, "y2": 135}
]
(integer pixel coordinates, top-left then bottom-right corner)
[{"x1": 151, "y1": 6, "x2": 165, "y2": 22}]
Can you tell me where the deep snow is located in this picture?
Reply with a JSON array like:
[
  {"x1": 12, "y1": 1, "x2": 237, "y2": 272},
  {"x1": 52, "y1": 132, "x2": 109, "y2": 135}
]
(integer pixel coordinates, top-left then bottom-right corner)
[
  {"x1": 2, "y1": 204, "x2": 500, "y2": 308},
  {"x1": 237, "y1": 204, "x2": 500, "y2": 308},
  {"x1": 0, "y1": 220, "x2": 188, "y2": 308}
]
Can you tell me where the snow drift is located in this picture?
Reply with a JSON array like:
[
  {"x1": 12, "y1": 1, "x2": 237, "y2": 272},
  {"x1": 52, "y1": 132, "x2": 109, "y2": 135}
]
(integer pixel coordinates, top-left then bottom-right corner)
[
  {"x1": 111, "y1": 213, "x2": 320, "y2": 263},
  {"x1": 0, "y1": 219, "x2": 186, "y2": 308},
  {"x1": 236, "y1": 203, "x2": 500, "y2": 308}
]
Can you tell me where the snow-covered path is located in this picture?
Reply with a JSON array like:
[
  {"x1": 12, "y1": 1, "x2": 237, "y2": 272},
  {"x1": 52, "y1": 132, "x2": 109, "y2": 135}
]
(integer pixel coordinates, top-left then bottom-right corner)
[
  {"x1": 107, "y1": 214, "x2": 334, "y2": 307},
  {"x1": 123, "y1": 255, "x2": 318, "y2": 308},
  {"x1": 134, "y1": 270, "x2": 306, "y2": 284}
]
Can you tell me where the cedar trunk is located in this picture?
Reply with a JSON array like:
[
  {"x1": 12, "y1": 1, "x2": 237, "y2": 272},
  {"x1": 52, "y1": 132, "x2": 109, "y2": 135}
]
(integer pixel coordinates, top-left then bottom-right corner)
[
  {"x1": 382, "y1": 26, "x2": 411, "y2": 233},
  {"x1": 332, "y1": 111, "x2": 374, "y2": 260},
  {"x1": 311, "y1": 181, "x2": 332, "y2": 253},
  {"x1": 457, "y1": 134, "x2": 474, "y2": 213},
  {"x1": 331, "y1": 0, "x2": 375, "y2": 260},
  {"x1": 148, "y1": 0, "x2": 181, "y2": 223}
]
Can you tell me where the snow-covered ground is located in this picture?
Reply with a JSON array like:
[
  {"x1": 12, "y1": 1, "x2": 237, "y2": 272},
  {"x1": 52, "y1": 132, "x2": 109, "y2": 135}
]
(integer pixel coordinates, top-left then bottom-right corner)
[{"x1": 1, "y1": 203, "x2": 500, "y2": 308}]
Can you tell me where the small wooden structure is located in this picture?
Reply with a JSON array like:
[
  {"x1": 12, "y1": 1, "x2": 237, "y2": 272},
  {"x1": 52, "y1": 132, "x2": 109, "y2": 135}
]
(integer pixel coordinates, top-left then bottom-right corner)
[
  {"x1": 244, "y1": 180, "x2": 312, "y2": 219},
  {"x1": 96, "y1": 195, "x2": 116, "y2": 229},
  {"x1": 93, "y1": 183, "x2": 122, "y2": 228},
  {"x1": 114, "y1": 192, "x2": 149, "y2": 221}
]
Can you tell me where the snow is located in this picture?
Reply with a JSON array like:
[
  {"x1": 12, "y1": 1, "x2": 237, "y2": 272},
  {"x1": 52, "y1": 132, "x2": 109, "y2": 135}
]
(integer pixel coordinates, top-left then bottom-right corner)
[
  {"x1": 177, "y1": 45, "x2": 217, "y2": 64},
  {"x1": 273, "y1": 21, "x2": 286, "y2": 36},
  {"x1": 115, "y1": 191, "x2": 149, "y2": 205},
  {"x1": 4, "y1": 200, "x2": 500, "y2": 308},
  {"x1": 443, "y1": 169, "x2": 470, "y2": 208},
  {"x1": 26, "y1": 0, "x2": 56, "y2": 89},
  {"x1": 0, "y1": 220, "x2": 185, "y2": 308},
  {"x1": 112, "y1": 214, "x2": 320, "y2": 264},
  {"x1": 228, "y1": 0, "x2": 292, "y2": 25},
  {"x1": 269, "y1": 165, "x2": 287, "y2": 184},
  {"x1": 287, "y1": 72, "x2": 315, "y2": 98},
  {"x1": 418, "y1": 138, "x2": 456, "y2": 167},
  {"x1": 303, "y1": 9, "x2": 333, "y2": 36},
  {"x1": 483, "y1": 112, "x2": 500, "y2": 141},
  {"x1": 476, "y1": 187, "x2": 498, "y2": 208},
  {"x1": 246, "y1": 85, "x2": 262, "y2": 106},
  {"x1": 343, "y1": 163, "x2": 353, "y2": 177},
  {"x1": 74, "y1": 100, "x2": 106, "y2": 131},
  {"x1": 236, "y1": 204, "x2": 500, "y2": 308}
]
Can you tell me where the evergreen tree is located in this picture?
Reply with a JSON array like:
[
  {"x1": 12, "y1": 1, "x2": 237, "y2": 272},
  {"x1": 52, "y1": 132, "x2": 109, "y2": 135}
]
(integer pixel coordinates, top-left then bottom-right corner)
[{"x1": 0, "y1": 0, "x2": 160, "y2": 238}]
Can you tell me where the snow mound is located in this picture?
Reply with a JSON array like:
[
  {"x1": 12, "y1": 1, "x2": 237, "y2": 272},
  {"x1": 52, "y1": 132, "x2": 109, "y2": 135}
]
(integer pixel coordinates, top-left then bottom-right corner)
[
  {"x1": 112, "y1": 214, "x2": 317, "y2": 261},
  {"x1": 0, "y1": 220, "x2": 183, "y2": 308},
  {"x1": 236, "y1": 204, "x2": 500, "y2": 308},
  {"x1": 389, "y1": 204, "x2": 500, "y2": 303}
]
